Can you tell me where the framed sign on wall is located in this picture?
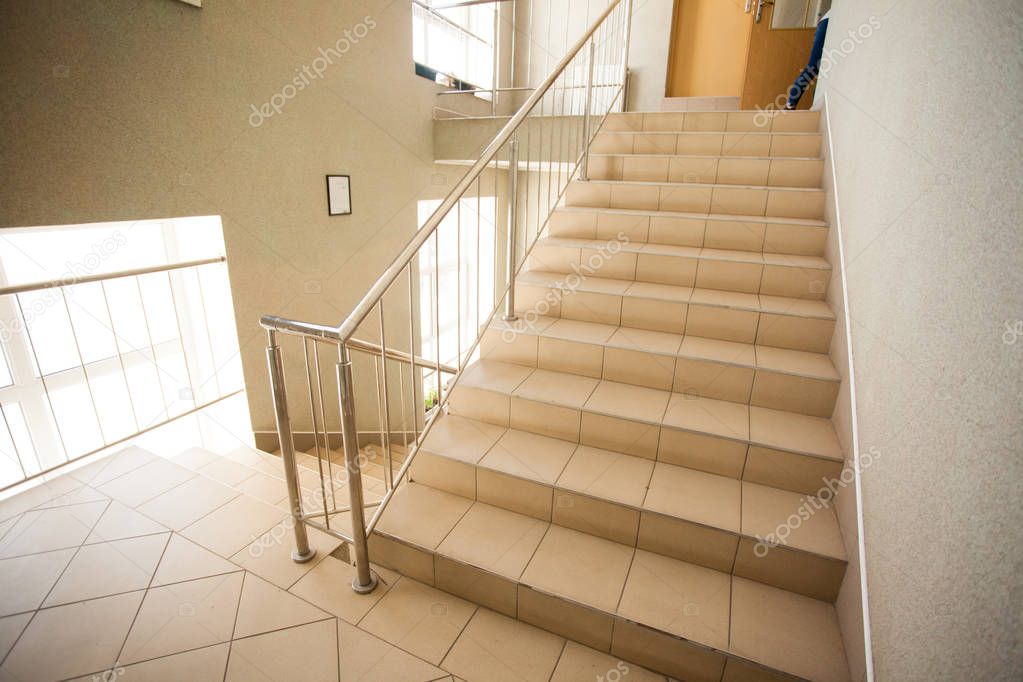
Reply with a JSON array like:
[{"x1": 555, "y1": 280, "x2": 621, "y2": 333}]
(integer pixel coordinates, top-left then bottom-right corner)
[{"x1": 326, "y1": 175, "x2": 352, "y2": 216}]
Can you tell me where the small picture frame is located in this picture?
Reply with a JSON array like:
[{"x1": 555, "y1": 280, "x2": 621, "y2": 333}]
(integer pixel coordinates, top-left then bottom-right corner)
[{"x1": 326, "y1": 175, "x2": 352, "y2": 216}]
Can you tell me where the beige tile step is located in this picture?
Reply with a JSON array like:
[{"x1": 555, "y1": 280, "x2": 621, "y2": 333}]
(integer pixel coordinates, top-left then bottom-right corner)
[
  {"x1": 591, "y1": 130, "x2": 822, "y2": 158},
  {"x1": 481, "y1": 316, "x2": 840, "y2": 417},
  {"x1": 529, "y1": 236, "x2": 832, "y2": 301},
  {"x1": 602, "y1": 110, "x2": 820, "y2": 134},
  {"x1": 408, "y1": 410, "x2": 846, "y2": 600},
  {"x1": 367, "y1": 481, "x2": 849, "y2": 682},
  {"x1": 550, "y1": 205, "x2": 828, "y2": 256},
  {"x1": 446, "y1": 359, "x2": 843, "y2": 497},
  {"x1": 588, "y1": 153, "x2": 824, "y2": 188},
  {"x1": 514, "y1": 269, "x2": 836, "y2": 354},
  {"x1": 566, "y1": 179, "x2": 825, "y2": 221}
]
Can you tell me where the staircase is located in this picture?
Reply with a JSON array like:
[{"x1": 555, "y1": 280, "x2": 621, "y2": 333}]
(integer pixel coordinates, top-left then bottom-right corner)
[{"x1": 365, "y1": 109, "x2": 851, "y2": 682}]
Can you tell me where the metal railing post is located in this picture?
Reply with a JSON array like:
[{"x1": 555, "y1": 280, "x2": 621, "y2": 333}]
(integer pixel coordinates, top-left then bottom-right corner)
[
  {"x1": 580, "y1": 39, "x2": 597, "y2": 181},
  {"x1": 337, "y1": 344, "x2": 379, "y2": 594},
  {"x1": 621, "y1": 0, "x2": 633, "y2": 112},
  {"x1": 503, "y1": 139, "x2": 520, "y2": 321},
  {"x1": 265, "y1": 330, "x2": 315, "y2": 563}
]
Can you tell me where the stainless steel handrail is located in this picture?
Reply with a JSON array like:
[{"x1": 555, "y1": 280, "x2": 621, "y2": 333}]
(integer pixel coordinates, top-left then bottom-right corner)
[
  {"x1": 0, "y1": 256, "x2": 227, "y2": 296},
  {"x1": 259, "y1": 0, "x2": 631, "y2": 592},
  {"x1": 263, "y1": 0, "x2": 624, "y2": 342}
]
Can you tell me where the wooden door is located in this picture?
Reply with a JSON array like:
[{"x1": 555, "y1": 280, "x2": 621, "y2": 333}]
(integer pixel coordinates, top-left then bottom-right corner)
[{"x1": 739, "y1": 1, "x2": 818, "y2": 110}]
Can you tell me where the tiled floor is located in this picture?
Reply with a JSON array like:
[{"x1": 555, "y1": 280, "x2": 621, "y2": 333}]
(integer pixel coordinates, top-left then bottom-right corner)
[{"x1": 0, "y1": 445, "x2": 671, "y2": 682}]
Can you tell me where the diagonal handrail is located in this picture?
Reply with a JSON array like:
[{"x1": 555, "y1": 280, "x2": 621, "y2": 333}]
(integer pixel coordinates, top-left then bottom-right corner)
[{"x1": 260, "y1": 0, "x2": 624, "y2": 343}]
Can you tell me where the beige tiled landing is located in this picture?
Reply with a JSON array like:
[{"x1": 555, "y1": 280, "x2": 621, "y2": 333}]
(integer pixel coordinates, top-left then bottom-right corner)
[
  {"x1": 97, "y1": 456, "x2": 196, "y2": 507},
  {"x1": 120, "y1": 571, "x2": 244, "y2": 664},
  {"x1": 441, "y1": 608, "x2": 565, "y2": 682},
  {"x1": 72, "y1": 642, "x2": 229, "y2": 681},
  {"x1": 0, "y1": 499, "x2": 108, "y2": 558},
  {"x1": 70, "y1": 445, "x2": 156, "y2": 487},
  {"x1": 86, "y1": 500, "x2": 166, "y2": 543},
  {"x1": 337, "y1": 619, "x2": 447, "y2": 681},
  {"x1": 358, "y1": 577, "x2": 476, "y2": 665},
  {"x1": 730, "y1": 577, "x2": 849, "y2": 682},
  {"x1": 138, "y1": 474, "x2": 239, "y2": 530},
  {"x1": 291, "y1": 556, "x2": 398, "y2": 624},
  {"x1": 44, "y1": 532, "x2": 169, "y2": 606},
  {"x1": 181, "y1": 493, "x2": 287, "y2": 558},
  {"x1": 231, "y1": 520, "x2": 343, "y2": 590},
  {"x1": 0, "y1": 547, "x2": 76, "y2": 616},
  {"x1": 233, "y1": 572, "x2": 333, "y2": 639},
  {"x1": 152, "y1": 533, "x2": 238, "y2": 586},
  {"x1": 1, "y1": 590, "x2": 144, "y2": 681},
  {"x1": 226, "y1": 619, "x2": 339, "y2": 681}
]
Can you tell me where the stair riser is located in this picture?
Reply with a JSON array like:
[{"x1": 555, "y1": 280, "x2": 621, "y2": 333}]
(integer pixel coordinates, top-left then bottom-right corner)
[
  {"x1": 446, "y1": 383, "x2": 842, "y2": 496},
  {"x1": 603, "y1": 110, "x2": 820, "y2": 134},
  {"x1": 514, "y1": 283, "x2": 836, "y2": 354},
  {"x1": 566, "y1": 181, "x2": 825, "y2": 220},
  {"x1": 549, "y1": 209, "x2": 828, "y2": 257},
  {"x1": 364, "y1": 531, "x2": 818, "y2": 681},
  {"x1": 408, "y1": 449, "x2": 843, "y2": 602},
  {"x1": 528, "y1": 245, "x2": 831, "y2": 301},
  {"x1": 480, "y1": 329, "x2": 839, "y2": 417},
  {"x1": 588, "y1": 155, "x2": 824, "y2": 189},
  {"x1": 591, "y1": 132, "x2": 822, "y2": 158}
]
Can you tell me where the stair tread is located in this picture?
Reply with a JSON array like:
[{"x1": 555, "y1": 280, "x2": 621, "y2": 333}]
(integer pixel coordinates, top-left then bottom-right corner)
[
  {"x1": 555, "y1": 204, "x2": 828, "y2": 227},
  {"x1": 590, "y1": 151, "x2": 823, "y2": 161},
  {"x1": 596, "y1": 129, "x2": 821, "y2": 137},
  {"x1": 577, "y1": 177, "x2": 823, "y2": 192},
  {"x1": 538, "y1": 236, "x2": 832, "y2": 268},
  {"x1": 457, "y1": 359, "x2": 843, "y2": 460},
  {"x1": 491, "y1": 316, "x2": 840, "y2": 381},
  {"x1": 373, "y1": 481, "x2": 848, "y2": 682},
  {"x1": 517, "y1": 269, "x2": 836, "y2": 320},
  {"x1": 420, "y1": 413, "x2": 847, "y2": 543}
]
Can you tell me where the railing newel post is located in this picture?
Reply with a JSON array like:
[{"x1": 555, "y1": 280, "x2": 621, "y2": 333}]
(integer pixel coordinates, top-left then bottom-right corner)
[
  {"x1": 337, "y1": 343, "x2": 378, "y2": 594},
  {"x1": 265, "y1": 329, "x2": 315, "y2": 564}
]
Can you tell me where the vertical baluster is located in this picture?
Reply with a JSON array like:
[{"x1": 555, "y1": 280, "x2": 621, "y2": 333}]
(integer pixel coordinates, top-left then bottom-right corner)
[
  {"x1": 503, "y1": 139, "x2": 520, "y2": 322},
  {"x1": 377, "y1": 302, "x2": 393, "y2": 490},
  {"x1": 312, "y1": 341, "x2": 338, "y2": 511},
  {"x1": 433, "y1": 232, "x2": 442, "y2": 407},
  {"x1": 623, "y1": 0, "x2": 633, "y2": 111},
  {"x1": 336, "y1": 343, "x2": 377, "y2": 593},
  {"x1": 406, "y1": 265, "x2": 419, "y2": 436},
  {"x1": 580, "y1": 38, "x2": 597, "y2": 180},
  {"x1": 265, "y1": 329, "x2": 315, "y2": 564},
  {"x1": 302, "y1": 337, "x2": 330, "y2": 528}
]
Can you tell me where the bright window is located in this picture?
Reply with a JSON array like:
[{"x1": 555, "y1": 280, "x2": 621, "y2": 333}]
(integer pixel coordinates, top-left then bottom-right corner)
[{"x1": 412, "y1": 0, "x2": 496, "y2": 90}]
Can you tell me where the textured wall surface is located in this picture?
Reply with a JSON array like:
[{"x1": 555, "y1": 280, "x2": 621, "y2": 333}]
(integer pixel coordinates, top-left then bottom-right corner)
[
  {"x1": 816, "y1": 1, "x2": 1023, "y2": 679},
  {"x1": 0, "y1": 0, "x2": 451, "y2": 432}
]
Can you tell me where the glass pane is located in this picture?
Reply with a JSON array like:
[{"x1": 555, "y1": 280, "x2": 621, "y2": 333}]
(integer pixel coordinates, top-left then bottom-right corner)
[
  {"x1": 196, "y1": 265, "x2": 243, "y2": 394},
  {"x1": 771, "y1": 0, "x2": 810, "y2": 29},
  {"x1": 0, "y1": 342, "x2": 11, "y2": 388},
  {"x1": 86, "y1": 361, "x2": 137, "y2": 442},
  {"x1": 138, "y1": 273, "x2": 192, "y2": 415},
  {"x1": 18, "y1": 289, "x2": 80, "y2": 376},
  {"x1": 0, "y1": 406, "x2": 25, "y2": 489},
  {"x1": 65, "y1": 282, "x2": 119, "y2": 364},
  {"x1": 48, "y1": 369, "x2": 104, "y2": 457},
  {"x1": 170, "y1": 268, "x2": 217, "y2": 404}
]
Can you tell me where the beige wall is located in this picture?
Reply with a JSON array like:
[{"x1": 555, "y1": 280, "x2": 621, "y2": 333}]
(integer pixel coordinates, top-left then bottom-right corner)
[
  {"x1": 666, "y1": 0, "x2": 752, "y2": 97},
  {"x1": 0, "y1": 0, "x2": 463, "y2": 434},
  {"x1": 512, "y1": 0, "x2": 674, "y2": 111},
  {"x1": 815, "y1": 1, "x2": 1023, "y2": 679}
]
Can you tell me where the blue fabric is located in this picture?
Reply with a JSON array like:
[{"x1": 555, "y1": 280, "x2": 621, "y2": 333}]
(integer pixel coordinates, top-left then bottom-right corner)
[{"x1": 787, "y1": 17, "x2": 829, "y2": 109}]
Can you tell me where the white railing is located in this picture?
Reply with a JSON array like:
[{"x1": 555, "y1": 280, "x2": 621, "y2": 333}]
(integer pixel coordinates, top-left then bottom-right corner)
[
  {"x1": 0, "y1": 257, "x2": 242, "y2": 492},
  {"x1": 260, "y1": 0, "x2": 632, "y2": 592}
]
